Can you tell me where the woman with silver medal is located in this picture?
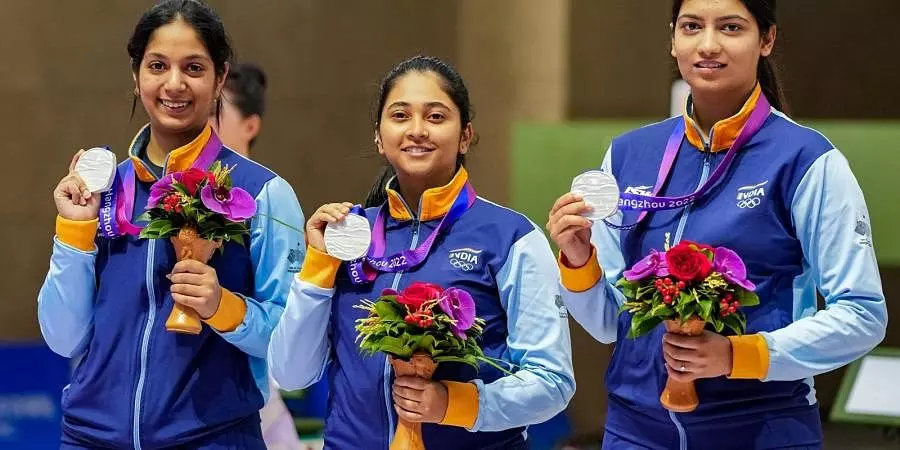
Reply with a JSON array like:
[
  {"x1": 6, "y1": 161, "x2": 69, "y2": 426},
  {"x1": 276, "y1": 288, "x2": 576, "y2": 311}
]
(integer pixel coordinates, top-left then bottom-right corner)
[
  {"x1": 269, "y1": 55, "x2": 575, "y2": 450},
  {"x1": 547, "y1": 1, "x2": 885, "y2": 449}
]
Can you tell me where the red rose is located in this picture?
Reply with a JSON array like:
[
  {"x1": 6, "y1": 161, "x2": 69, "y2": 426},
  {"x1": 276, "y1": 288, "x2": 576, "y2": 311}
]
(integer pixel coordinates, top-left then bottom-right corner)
[
  {"x1": 681, "y1": 240, "x2": 714, "y2": 252},
  {"x1": 178, "y1": 168, "x2": 208, "y2": 195},
  {"x1": 665, "y1": 242, "x2": 712, "y2": 282},
  {"x1": 397, "y1": 282, "x2": 444, "y2": 310}
]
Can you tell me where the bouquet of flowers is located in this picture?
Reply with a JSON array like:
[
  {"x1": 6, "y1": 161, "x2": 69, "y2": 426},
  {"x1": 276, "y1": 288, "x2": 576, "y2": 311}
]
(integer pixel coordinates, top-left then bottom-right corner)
[
  {"x1": 616, "y1": 238, "x2": 759, "y2": 412},
  {"x1": 137, "y1": 162, "x2": 256, "y2": 334},
  {"x1": 355, "y1": 282, "x2": 508, "y2": 450}
]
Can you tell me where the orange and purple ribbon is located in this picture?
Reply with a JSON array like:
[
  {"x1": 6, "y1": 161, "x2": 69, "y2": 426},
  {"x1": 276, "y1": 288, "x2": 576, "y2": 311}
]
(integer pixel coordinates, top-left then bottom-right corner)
[
  {"x1": 347, "y1": 182, "x2": 476, "y2": 285},
  {"x1": 606, "y1": 93, "x2": 771, "y2": 230}
]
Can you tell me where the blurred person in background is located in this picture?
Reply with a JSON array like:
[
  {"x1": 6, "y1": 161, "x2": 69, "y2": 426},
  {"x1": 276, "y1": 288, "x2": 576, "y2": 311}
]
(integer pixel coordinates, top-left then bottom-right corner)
[{"x1": 211, "y1": 61, "x2": 306, "y2": 450}]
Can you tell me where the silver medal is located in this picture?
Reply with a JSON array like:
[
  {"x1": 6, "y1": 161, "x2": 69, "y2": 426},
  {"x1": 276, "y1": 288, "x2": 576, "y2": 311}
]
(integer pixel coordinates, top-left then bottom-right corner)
[
  {"x1": 571, "y1": 170, "x2": 620, "y2": 221},
  {"x1": 74, "y1": 147, "x2": 117, "y2": 193},
  {"x1": 324, "y1": 213, "x2": 372, "y2": 261}
]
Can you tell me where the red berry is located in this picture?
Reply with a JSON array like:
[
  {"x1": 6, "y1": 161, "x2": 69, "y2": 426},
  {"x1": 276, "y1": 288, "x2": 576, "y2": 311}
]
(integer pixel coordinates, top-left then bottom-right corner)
[
  {"x1": 677, "y1": 281, "x2": 685, "y2": 289},
  {"x1": 663, "y1": 295, "x2": 672, "y2": 304},
  {"x1": 732, "y1": 301, "x2": 740, "y2": 307},
  {"x1": 720, "y1": 310, "x2": 729, "y2": 317},
  {"x1": 728, "y1": 306, "x2": 737, "y2": 313}
]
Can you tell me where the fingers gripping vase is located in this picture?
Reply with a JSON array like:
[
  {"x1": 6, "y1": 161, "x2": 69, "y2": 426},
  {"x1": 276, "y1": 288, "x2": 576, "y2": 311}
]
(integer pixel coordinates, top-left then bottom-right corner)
[
  {"x1": 166, "y1": 226, "x2": 221, "y2": 334},
  {"x1": 388, "y1": 353, "x2": 438, "y2": 450},
  {"x1": 660, "y1": 316, "x2": 706, "y2": 413}
]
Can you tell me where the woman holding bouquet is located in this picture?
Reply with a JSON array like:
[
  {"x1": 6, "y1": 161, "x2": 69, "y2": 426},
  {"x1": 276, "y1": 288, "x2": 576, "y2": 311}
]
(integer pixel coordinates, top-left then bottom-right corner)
[
  {"x1": 547, "y1": 0, "x2": 886, "y2": 449},
  {"x1": 39, "y1": 1, "x2": 303, "y2": 448},
  {"x1": 269, "y1": 55, "x2": 575, "y2": 450}
]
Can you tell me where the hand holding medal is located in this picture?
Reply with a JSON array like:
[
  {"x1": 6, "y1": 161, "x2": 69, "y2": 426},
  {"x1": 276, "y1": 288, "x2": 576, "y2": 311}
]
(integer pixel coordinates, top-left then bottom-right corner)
[
  {"x1": 307, "y1": 202, "x2": 367, "y2": 259},
  {"x1": 570, "y1": 170, "x2": 621, "y2": 222},
  {"x1": 547, "y1": 170, "x2": 621, "y2": 268},
  {"x1": 54, "y1": 148, "x2": 117, "y2": 221}
]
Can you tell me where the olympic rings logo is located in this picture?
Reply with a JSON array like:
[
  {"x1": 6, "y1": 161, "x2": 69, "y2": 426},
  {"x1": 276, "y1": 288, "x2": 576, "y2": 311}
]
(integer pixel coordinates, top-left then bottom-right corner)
[
  {"x1": 736, "y1": 197, "x2": 762, "y2": 209},
  {"x1": 449, "y1": 259, "x2": 475, "y2": 271}
]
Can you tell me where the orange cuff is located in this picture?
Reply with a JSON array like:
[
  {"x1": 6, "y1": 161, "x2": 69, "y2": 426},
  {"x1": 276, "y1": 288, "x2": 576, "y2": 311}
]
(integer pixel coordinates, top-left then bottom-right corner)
[
  {"x1": 439, "y1": 381, "x2": 479, "y2": 429},
  {"x1": 299, "y1": 246, "x2": 342, "y2": 289},
  {"x1": 558, "y1": 246, "x2": 602, "y2": 292},
  {"x1": 56, "y1": 216, "x2": 98, "y2": 252},
  {"x1": 204, "y1": 288, "x2": 247, "y2": 332},
  {"x1": 728, "y1": 334, "x2": 770, "y2": 380}
]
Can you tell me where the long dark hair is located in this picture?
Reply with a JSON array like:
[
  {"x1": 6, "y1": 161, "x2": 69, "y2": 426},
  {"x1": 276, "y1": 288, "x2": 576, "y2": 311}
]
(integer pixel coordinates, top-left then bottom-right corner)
[
  {"x1": 671, "y1": 0, "x2": 786, "y2": 111},
  {"x1": 363, "y1": 55, "x2": 474, "y2": 208},
  {"x1": 127, "y1": 0, "x2": 233, "y2": 120}
]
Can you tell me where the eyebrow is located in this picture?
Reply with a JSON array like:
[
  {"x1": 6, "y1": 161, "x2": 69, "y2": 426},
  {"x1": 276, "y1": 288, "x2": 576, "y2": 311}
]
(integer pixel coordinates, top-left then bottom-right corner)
[
  {"x1": 145, "y1": 52, "x2": 210, "y2": 61},
  {"x1": 386, "y1": 101, "x2": 451, "y2": 109},
  {"x1": 678, "y1": 13, "x2": 750, "y2": 23}
]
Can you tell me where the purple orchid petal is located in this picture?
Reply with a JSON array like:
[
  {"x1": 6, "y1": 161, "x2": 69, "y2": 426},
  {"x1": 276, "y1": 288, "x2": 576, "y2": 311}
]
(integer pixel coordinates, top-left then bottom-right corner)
[
  {"x1": 146, "y1": 174, "x2": 177, "y2": 209},
  {"x1": 200, "y1": 185, "x2": 257, "y2": 221},
  {"x1": 223, "y1": 187, "x2": 257, "y2": 221},
  {"x1": 714, "y1": 247, "x2": 756, "y2": 291},
  {"x1": 624, "y1": 249, "x2": 665, "y2": 281},
  {"x1": 200, "y1": 184, "x2": 229, "y2": 216},
  {"x1": 439, "y1": 288, "x2": 476, "y2": 334}
]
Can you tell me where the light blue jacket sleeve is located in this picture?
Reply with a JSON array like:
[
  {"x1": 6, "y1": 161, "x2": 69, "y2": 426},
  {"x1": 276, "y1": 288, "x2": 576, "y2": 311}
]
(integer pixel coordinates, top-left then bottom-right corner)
[
  {"x1": 761, "y1": 149, "x2": 887, "y2": 381},
  {"x1": 267, "y1": 274, "x2": 335, "y2": 391},
  {"x1": 217, "y1": 176, "x2": 305, "y2": 359},
  {"x1": 470, "y1": 226, "x2": 576, "y2": 432},
  {"x1": 37, "y1": 239, "x2": 98, "y2": 358},
  {"x1": 559, "y1": 146, "x2": 627, "y2": 344}
]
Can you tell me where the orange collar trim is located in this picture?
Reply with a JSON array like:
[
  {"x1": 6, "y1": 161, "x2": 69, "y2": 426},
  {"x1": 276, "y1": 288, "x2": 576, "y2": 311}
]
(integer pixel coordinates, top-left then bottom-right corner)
[
  {"x1": 683, "y1": 84, "x2": 761, "y2": 152},
  {"x1": 386, "y1": 167, "x2": 469, "y2": 221},
  {"x1": 127, "y1": 123, "x2": 214, "y2": 182}
]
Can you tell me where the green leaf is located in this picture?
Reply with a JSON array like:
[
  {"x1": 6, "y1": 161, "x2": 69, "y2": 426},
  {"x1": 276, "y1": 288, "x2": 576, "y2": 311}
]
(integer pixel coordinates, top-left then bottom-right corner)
[
  {"x1": 674, "y1": 299, "x2": 693, "y2": 318},
  {"x1": 649, "y1": 302, "x2": 674, "y2": 318},
  {"x1": 157, "y1": 222, "x2": 178, "y2": 238},
  {"x1": 724, "y1": 316, "x2": 744, "y2": 335},
  {"x1": 418, "y1": 335, "x2": 436, "y2": 353},
  {"x1": 629, "y1": 315, "x2": 662, "y2": 339},
  {"x1": 738, "y1": 290, "x2": 760, "y2": 307},
  {"x1": 373, "y1": 301, "x2": 403, "y2": 321},
  {"x1": 677, "y1": 291, "x2": 695, "y2": 305},
  {"x1": 373, "y1": 336, "x2": 412, "y2": 359},
  {"x1": 616, "y1": 279, "x2": 639, "y2": 298},
  {"x1": 698, "y1": 299, "x2": 713, "y2": 321},
  {"x1": 712, "y1": 319, "x2": 725, "y2": 333}
]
